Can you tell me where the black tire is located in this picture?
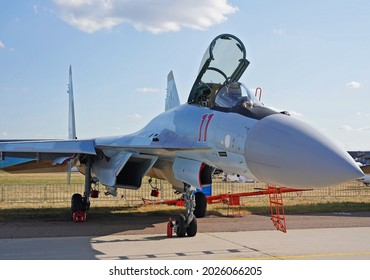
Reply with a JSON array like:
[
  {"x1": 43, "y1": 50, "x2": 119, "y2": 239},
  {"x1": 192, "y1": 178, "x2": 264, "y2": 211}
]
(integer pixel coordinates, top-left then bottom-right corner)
[
  {"x1": 71, "y1": 193, "x2": 83, "y2": 212},
  {"x1": 186, "y1": 217, "x2": 197, "y2": 237},
  {"x1": 175, "y1": 214, "x2": 187, "y2": 237},
  {"x1": 194, "y1": 192, "x2": 207, "y2": 218}
]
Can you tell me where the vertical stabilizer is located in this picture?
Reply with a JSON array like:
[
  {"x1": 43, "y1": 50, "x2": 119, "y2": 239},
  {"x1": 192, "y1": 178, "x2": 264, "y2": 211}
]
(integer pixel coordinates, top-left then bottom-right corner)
[
  {"x1": 68, "y1": 65, "x2": 77, "y2": 140},
  {"x1": 67, "y1": 66, "x2": 77, "y2": 184},
  {"x1": 165, "y1": 71, "x2": 180, "y2": 111}
]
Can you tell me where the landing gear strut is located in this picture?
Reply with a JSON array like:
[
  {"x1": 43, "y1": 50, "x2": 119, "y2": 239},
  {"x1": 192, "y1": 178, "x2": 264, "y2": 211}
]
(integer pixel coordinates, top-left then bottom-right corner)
[
  {"x1": 71, "y1": 155, "x2": 95, "y2": 222},
  {"x1": 174, "y1": 184, "x2": 198, "y2": 237}
]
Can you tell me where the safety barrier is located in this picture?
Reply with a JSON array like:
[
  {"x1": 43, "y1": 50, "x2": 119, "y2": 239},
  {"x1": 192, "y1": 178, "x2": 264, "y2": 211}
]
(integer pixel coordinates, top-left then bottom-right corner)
[{"x1": 0, "y1": 180, "x2": 369, "y2": 207}]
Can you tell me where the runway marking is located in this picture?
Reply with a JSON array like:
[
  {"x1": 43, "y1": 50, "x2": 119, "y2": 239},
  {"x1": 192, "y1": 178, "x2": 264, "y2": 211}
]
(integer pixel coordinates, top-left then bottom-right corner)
[
  {"x1": 234, "y1": 251, "x2": 370, "y2": 260},
  {"x1": 95, "y1": 247, "x2": 255, "y2": 260},
  {"x1": 97, "y1": 250, "x2": 370, "y2": 260},
  {"x1": 202, "y1": 251, "x2": 214, "y2": 255},
  {"x1": 228, "y1": 249, "x2": 241, "y2": 253},
  {"x1": 204, "y1": 232, "x2": 278, "y2": 259}
]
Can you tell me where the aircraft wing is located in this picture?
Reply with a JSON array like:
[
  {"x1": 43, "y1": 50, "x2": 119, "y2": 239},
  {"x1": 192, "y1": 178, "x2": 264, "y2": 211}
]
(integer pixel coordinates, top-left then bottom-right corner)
[
  {"x1": 0, "y1": 139, "x2": 96, "y2": 173},
  {"x1": 95, "y1": 128, "x2": 210, "y2": 156},
  {"x1": 0, "y1": 129, "x2": 209, "y2": 160},
  {"x1": 96, "y1": 144, "x2": 210, "y2": 157},
  {"x1": 360, "y1": 165, "x2": 370, "y2": 174},
  {"x1": 0, "y1": 133, "x2": 209, "y2": 173},
  {"x1": 348, "y1": 151, "x2": 370, "y2": 159},
  {"x1": 348, "y1": 151, "x2": 370, "y2": 174},
  {"x1": 0, "y1": 139, "x2": 96, "y2": 158}
]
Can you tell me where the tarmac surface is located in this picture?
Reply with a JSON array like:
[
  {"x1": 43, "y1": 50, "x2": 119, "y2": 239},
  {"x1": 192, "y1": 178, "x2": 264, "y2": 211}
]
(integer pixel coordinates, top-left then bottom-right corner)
[{"x1": 1, "y1": 212, "x2": 370, "y2": 260}]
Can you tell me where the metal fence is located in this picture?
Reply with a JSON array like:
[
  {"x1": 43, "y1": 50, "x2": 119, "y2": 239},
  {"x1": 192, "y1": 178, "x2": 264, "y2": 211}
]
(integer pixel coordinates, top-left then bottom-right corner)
[{"x1": 1, "y1": 180, "x2": 370, "y2": 207}]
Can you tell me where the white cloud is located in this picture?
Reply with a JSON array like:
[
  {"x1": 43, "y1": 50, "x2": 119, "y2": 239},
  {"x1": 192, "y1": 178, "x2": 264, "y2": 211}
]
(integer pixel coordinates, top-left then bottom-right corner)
[
  {"x1": 129, "y1": 113, "x2": 142, "y2": 120},
  {"x1": 356, "y1": 112, "x2": 370, "y2": 117},
  {"x1": 346, "y1": 81, "x2": 362, "y2": 89},
  {"x1": 53, "y1": 0, "x2": 238, "y2": 33},
  {"x1": 33, "y1": 4, "x2": 40, "y2": 14},
  {"x1": 3, "y1": 86, "x2": 31, "y2": 93},
  {"x1": 0, "y1": 40, "x2": 15, "y2": 51},
  {"x1": 273, "y1": 28, "x2": 285, "y2": 36},
  {"x1": 339, "y1": 125, "x2": 370, "y2": 132},
  {"x1": 136, "y1": 87, "x2": 161, "y2": 93},
  {"x1": 339, "y1": 125, "x2": 355, "y2": 132}
]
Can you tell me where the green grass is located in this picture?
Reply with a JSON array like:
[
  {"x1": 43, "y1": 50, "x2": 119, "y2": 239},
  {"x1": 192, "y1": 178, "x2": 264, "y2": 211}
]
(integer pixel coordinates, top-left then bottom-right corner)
[
  {"x1": 211, "y1": 202, "x2": 370, "y2": 216},
  {"x1": 0, "y1": 171, "x2": 85, "y2": 185},
  {"x1": 1, "y1": 171, "x2": 370, "y2": 219},
  {"x1": 234, "y1": 196, "x2": 370, "y2": 215},
  {"x1": 1, "y1": 200, "x2": 369, "y2": 221},
  {"x1": 0, "y1": 204, "x2": 185, "y2": 220}
]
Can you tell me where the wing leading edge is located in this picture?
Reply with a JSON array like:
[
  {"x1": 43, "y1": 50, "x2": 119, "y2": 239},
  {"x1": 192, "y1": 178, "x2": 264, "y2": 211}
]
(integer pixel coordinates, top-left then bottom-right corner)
[
  {"x1": 0, "y1": 139, "x2": 96, "y2": 158},
  {"x1": 0, "y1": 137, "x2": 209, "y2": 171},
  {"x1": 0, "y1": 139, "x2": 96, "y2": 173}
]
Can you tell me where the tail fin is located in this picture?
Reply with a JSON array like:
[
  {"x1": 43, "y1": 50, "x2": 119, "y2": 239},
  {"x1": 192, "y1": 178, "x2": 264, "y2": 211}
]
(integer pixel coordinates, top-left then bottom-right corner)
[
  {"x1": 67, "y1": 65, "x2": 77, "y2": 184},
  {"x1": 165, "y1": 71, "x2": 180, "y2": 111},
  {"x1": 67, "y1": 65, "x2": 77, "y2": 140}
]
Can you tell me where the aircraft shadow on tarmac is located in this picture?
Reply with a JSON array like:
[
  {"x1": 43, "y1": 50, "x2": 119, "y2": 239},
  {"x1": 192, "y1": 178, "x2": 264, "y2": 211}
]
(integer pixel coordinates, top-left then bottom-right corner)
[
  {"x1": 1, "y1": 206, "x2": 370, "y2": 260},
  {"x1": 0, "y1": 206, "x2": 197, "y2": 238}
]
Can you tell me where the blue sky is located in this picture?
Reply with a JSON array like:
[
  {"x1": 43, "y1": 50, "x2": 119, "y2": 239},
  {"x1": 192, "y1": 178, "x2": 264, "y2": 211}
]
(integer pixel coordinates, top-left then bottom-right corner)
[{"x1": 1, "y1": 0, "x2": 369, "y2": 149}]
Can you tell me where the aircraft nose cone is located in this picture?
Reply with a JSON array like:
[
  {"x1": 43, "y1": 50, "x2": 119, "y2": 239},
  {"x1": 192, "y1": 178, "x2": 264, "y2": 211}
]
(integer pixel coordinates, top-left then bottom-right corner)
[{"x1": 245, "y1": 114, "x2": 363, "y2": 188}]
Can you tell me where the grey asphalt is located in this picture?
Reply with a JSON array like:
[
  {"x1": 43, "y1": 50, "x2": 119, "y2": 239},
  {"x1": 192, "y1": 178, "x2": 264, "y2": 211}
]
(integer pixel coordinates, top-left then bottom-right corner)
[
  {"x1": 1, "y1": 214, "x2": 370, "y2": 260},
  {"x1": 0, "y1": 212, "x2": 370, "y2": 260}
]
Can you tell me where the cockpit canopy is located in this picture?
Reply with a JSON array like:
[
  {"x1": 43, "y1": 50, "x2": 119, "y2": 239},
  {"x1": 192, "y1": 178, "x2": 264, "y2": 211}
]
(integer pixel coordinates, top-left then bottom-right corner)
[
  {"x1": 187, "y1": 34, "x2": 276, "y2": 120},
  {"x1": 214, "y1": 82, "x2": 262, "y2": 108},
  {"x1": 188, "y1": 34, "x2": 250, "y2": 106}
]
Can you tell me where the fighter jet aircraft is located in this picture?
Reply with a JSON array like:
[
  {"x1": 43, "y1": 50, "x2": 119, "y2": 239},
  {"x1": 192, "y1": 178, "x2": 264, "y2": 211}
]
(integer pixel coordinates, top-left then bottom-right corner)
[{"x1": 0, "y1": 34, "x2": 363, "y2": 237}]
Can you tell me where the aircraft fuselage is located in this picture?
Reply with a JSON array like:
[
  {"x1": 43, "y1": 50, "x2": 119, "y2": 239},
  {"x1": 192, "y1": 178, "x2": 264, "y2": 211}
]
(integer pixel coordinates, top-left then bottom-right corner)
[{"x1": 96, "y1": 99, "x2": 363, "y2": 193}]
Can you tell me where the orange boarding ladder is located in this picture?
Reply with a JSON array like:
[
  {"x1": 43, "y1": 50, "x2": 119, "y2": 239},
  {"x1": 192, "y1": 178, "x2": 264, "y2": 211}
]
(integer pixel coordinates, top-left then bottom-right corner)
[{"x1": 268, "y1": 185, "x2": 287, "y2": 233}]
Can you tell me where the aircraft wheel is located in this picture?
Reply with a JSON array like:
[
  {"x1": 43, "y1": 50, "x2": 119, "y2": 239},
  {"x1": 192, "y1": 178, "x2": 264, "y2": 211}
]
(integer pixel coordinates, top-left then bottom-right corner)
[
  {"x1": 71, "y1": 193, "x2": 83, "y2": 212},
  {"x1": 194, "y1": 192, "x2": 207, "y2": 218},
  {"x1": 175, "y1": 214, "x2": 187, "y2": 237},
  {"x1": 186, "y1": 217, "x2": 197, "y2": 237}
]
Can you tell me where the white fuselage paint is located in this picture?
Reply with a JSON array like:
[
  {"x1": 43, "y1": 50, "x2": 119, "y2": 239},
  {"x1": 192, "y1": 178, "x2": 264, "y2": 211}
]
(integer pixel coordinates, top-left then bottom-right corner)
[
  {"x1": 95, "y1": 104, "x2": 258, "y2": 191},
  {"x1": 96, "y1": 101, "x2": 364, "y2": 192}
]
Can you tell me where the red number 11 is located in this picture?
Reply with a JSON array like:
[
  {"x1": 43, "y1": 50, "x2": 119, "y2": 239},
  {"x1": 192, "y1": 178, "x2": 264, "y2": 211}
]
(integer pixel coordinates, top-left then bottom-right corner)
[{"x1": 198, "y1": 113, "x2": 214, "y2": 142}]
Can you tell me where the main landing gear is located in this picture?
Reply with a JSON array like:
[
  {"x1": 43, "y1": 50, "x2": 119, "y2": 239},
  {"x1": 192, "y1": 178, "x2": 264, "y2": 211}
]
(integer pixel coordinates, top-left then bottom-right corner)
[
  {"x1": 71, "y1": 155, "x2": 95, "y2": 222},
  {"x1": 174, "y1": 184, "x2": 198, "y2": 237},
  {"x1": 194, "y1": 191, "x2": 207, "y2": 218}
]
